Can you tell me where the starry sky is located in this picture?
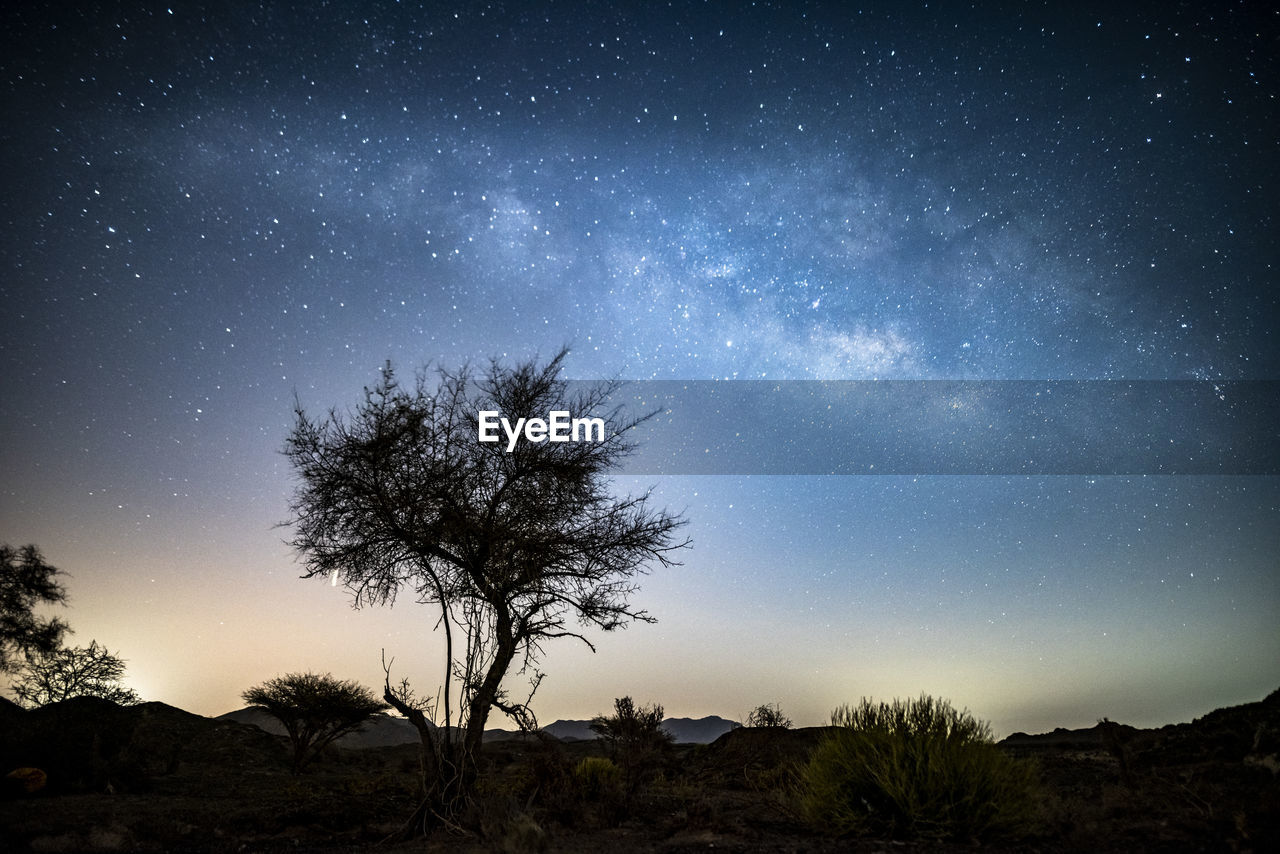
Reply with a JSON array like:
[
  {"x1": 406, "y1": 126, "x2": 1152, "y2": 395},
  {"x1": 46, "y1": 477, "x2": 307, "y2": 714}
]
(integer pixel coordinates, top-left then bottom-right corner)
[{"x1": 2, "y1": 1, "x2": 1277, "y2": 735}]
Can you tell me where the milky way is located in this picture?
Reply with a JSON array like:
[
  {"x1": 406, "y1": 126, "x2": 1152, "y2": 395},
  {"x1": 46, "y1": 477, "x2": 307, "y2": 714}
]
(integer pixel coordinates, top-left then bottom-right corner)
[{"x1": 1, "y1": 2, "x2": 1276, "y2": 732}]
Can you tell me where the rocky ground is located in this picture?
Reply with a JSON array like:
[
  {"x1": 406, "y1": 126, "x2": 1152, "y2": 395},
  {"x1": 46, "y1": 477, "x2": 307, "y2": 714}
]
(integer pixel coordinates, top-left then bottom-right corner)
[{"x1": 1, "y1": 690, "x2": 1277, "y2": 852}]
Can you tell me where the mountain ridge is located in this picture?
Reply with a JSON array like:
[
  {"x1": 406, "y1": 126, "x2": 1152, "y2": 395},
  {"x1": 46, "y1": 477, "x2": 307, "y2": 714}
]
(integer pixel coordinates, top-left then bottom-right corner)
[{"x1": 216, "y1": 708, "x2": 740, "y2": 747}]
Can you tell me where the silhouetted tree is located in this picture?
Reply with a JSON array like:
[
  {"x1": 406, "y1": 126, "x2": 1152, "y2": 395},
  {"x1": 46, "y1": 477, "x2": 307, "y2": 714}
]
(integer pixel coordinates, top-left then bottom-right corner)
[
  {"x1": 590, "y1": 695, "x2": 670, "y2": 747},
  {"x1": 11, "y1": 640, "x2": 140, "y2": 707},
  {"x1": 242, "y1": 672, "x2": 388, "y2": 773},
  {"x1": 1, "y1": 543, "x2": 69, "y2": 674},
  {"x1": 590, "y1": 696, "x2": 673, "y2": 793},
  {"x1": 283, "y1": 349, "x2": 688, "y2": 828},
  {"x1": 746, "y1": 702, "x2": 792, "y2": 728}
]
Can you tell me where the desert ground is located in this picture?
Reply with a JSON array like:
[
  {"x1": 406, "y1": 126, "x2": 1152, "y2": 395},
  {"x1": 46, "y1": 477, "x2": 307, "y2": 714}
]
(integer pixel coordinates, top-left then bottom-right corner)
[{"x1": 2, "y1": 689, "x2": 1278, "y2": 852}]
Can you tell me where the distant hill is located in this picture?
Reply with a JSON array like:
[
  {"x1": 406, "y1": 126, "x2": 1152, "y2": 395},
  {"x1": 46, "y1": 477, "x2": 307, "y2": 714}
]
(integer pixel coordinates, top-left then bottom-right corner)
[
  {"x1": 1, "y1": 698, "x2": 289, "y2": 794},
  {"x1": 663, "y1": 716, "x2": 739, "y2": 744},
  {"x1": 540, "y1": 718, "x2": 596, "y2": 741},
  {"x1": 541, "y1": 715, "x2": 739, "y2": 744},
  {"x1": 219, "y1": 708, "x2": 740, "y2": 746},
  {"x1": 998, "y1": 687, "x2": 1280, "y2": 768},
  {"x1": 218, "y1": 708, "x2": 421, "y2": 748}
]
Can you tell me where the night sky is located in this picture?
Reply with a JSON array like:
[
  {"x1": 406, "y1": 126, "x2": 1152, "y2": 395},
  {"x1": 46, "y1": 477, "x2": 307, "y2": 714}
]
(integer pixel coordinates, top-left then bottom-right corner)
[{"x1": 2, "y1": 1, "x2": 1277, "y2": 735}]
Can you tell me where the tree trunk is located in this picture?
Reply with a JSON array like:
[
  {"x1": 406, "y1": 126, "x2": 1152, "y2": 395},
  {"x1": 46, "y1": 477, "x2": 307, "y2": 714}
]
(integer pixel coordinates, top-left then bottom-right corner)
[
  {"x1": 461, "y1": 631, "x2": 519, "y2": 786},
  {"x1": 382, "y1": 685, "x2": 461, "y2": 835}
]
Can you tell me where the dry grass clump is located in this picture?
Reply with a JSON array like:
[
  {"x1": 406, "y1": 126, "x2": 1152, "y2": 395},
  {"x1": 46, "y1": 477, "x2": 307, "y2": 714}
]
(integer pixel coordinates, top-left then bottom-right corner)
[
  {"x1": 801, "y1": 694, "x2": 1040, "y2": 841},
  {"x1": 574, "y1": 756, "x2": 623, "y2": 798}
]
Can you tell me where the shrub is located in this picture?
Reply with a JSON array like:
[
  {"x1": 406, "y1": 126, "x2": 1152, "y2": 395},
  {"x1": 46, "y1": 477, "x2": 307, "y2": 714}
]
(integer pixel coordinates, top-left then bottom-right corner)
[
  {"x1": 590, "y1": 696, "x2": 673, "y2": 793},
  {"x1": 574, "y1": 756, "x2": 623, "y2": 799},
  {"x1": 590, "y1": 696, "x2": 670, "y2": 747},
  {"x1": 746, "y1": 702, "x2": 792, "y2": 728},
  {"x1": 800, "y1": 694, "x2": 1039, "y2": 841}
]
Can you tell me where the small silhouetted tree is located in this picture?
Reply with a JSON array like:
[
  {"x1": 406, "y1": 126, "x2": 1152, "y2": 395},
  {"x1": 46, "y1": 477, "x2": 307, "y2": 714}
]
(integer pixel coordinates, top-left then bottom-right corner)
[
  {"x1": 242, "y1": 672, "x2": 388, "y2": 773},
  {"x1": 746, "y1": 702, "x2": 792, "y2": 728},
  {"x1": 12, "y1": 640, "x2": 140, "y2": 707},
  {"x1": 284, "y1": 349, "x2": 688, "y2": 829},
  {"x1": 590, "y1": 696, "x2": 673, "y2": 793},
  {"x1": 1, "y1": 543, "x2": 69, "y2": 674}
]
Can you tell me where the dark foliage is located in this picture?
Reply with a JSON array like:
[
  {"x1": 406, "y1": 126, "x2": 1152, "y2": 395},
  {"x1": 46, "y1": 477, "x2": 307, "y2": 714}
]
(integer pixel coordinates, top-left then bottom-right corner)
[
  {"x1": 746, "y1": 702, "x2": 792, "y2": 728},
  {"x1": 802, "y1": 695, "x2": 1040, "y2": 841},
  {"x1": 0, "y1": 544, "x2": 69, "y2": 675},
  {"x1": 11, "y1": 640, "x2": 140, "y2": 708},
  {"x1": 242, "y1": 672, "x2": 388, "y2": 773},
  {"x1": 590, "y1": 696, "x2": 674, "y2": 794}
]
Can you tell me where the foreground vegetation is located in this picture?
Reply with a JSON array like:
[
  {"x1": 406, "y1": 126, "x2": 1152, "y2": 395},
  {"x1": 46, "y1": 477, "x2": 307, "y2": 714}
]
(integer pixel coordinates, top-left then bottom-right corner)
[
  {"x1": 800, "y1": 695, "x2": 1040, "y2": 841},
  {"x1": 3, "y1": 689, "x2": 1278, "y2": 852}
]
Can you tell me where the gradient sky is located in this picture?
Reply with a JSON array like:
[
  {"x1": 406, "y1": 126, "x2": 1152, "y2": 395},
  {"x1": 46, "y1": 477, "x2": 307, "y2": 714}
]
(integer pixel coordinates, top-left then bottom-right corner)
[{"x1": 2, "y1": 1, "x2": 1277, "y2": 736}]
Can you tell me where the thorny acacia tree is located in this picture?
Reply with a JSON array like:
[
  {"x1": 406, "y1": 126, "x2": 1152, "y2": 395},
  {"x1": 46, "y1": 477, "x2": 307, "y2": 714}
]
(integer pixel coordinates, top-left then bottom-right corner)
[
  {"x1": 242, "y1": 672, "x2": 388, "y2": 772},
  {"x1": 284, "y1": 349, "x2": 688, "y2": 825},
  {"x1": 12, "y1": 640, "x2": 140, "y2": 707}
]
